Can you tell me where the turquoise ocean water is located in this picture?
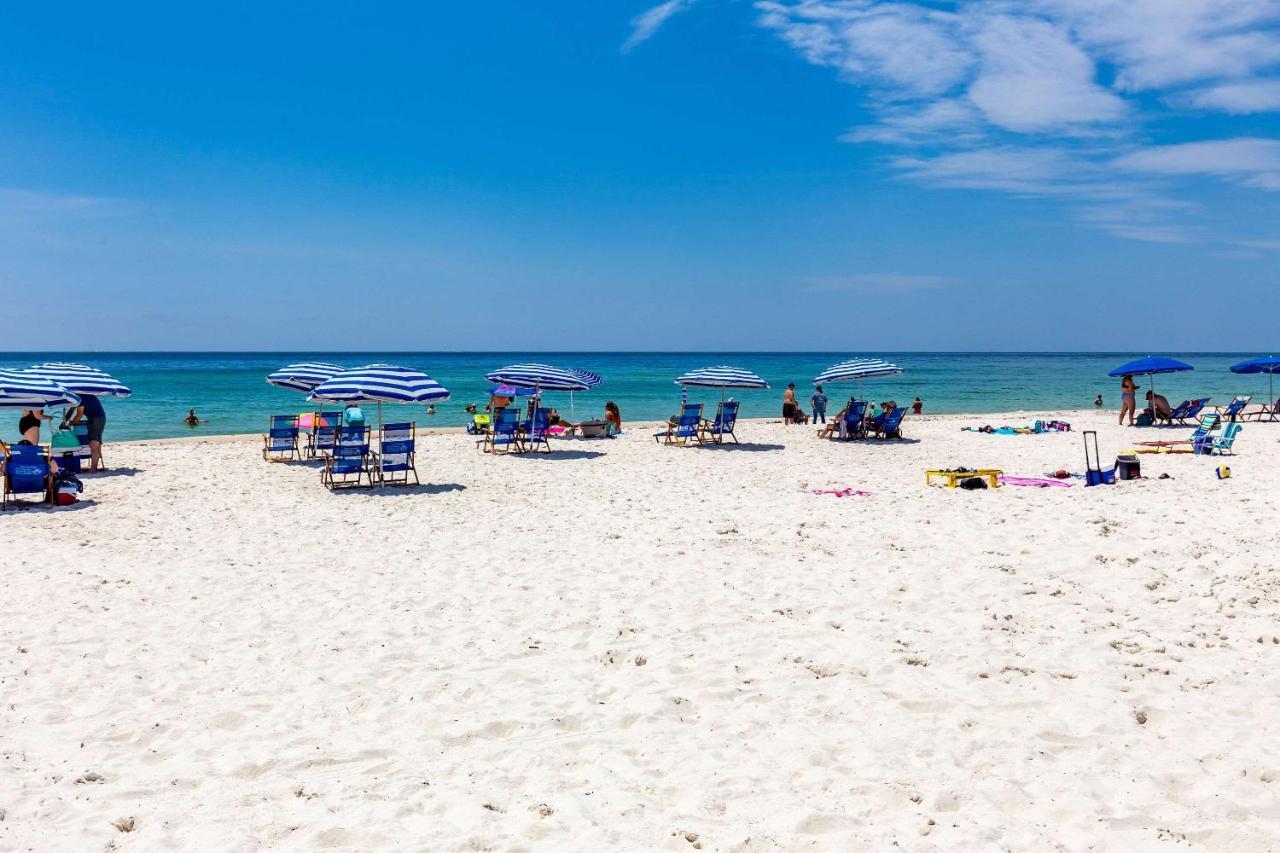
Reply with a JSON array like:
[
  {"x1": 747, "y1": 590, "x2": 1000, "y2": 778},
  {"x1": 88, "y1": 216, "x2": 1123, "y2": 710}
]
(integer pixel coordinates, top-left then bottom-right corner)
[{"x1": 1, "y1": 353, "x2": 1271, "y2": 442}]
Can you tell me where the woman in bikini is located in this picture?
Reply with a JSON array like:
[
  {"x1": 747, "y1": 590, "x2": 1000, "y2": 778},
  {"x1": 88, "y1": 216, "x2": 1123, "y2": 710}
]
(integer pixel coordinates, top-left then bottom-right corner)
[{"x1": 1119, "y1": 375, "x2": 1138, "y2": 426}]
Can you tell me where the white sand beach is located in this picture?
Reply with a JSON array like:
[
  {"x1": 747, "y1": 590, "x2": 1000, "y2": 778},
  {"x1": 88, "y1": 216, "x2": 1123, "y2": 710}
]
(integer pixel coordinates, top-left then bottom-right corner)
[{"x1": 3, "y1": 410, "x2": 1279, "y2": 851}]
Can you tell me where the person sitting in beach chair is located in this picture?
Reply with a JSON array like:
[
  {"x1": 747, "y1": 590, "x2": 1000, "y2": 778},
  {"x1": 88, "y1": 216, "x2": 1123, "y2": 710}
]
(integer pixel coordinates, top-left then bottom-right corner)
[
  {"x1": 1142, "y1": 391, "x2": 1173, "y2": 423},
  {"x1": 1, "y1": 441, "x2": 55, "y2": 510},
  {"x1": 699, "y1": 400, "x2": 740, "y2": 444},
  {"x1": 262, "y1": 414, "x2": 300, "y2": 462},
  {"x1": 1197, "y1": 421, "x2": 1241, "y2": 455},
  {"x1": 522, "y1": 407, "x2": 553, "y2": 453},
  {"x1": 875, "y1": 405, "x2": 908, "y2": 439},
  {"x1": 822, "y1": 399, "x2": 868, "y2": 440},
  {"x1": 373, "y1": 422, "x2": 417, "y2": 486},
  {"x1": 322, "y1": 426, "x2": 373, "y2": 489},
  {"x1": 655, "y1": 403, "x2": 703, "y2": 446},
  {"x1": 1215, "y1": 395, "x2": 1251, "y2": 422},
  {"x1": 479, "y1": 407, "x2": 520, "y2": 454}
]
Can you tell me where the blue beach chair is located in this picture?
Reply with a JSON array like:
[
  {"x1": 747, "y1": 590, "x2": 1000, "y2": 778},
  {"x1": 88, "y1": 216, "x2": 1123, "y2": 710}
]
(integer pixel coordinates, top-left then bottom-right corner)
[
  {"x1": 1216, "y1": 396, "x2": 1251, "y2": 423},
  {"x1": 1176, "y1": 398, "x2": 1210, "y2": 424},
  {"x1": 480, "y1": 407, "x2": 521, "y2": 454},
  {"x1": 323, "y1": 426, "x2": 372, "y2": 489},
  {"x1": 308, "y1": 411, "x2": 343, "y2": 458},
  {"x1": 262, "y1": 414, "x2": 300, "y2": 462},
  {"x1": 830, "y1": 399, "x2": 868, "y2": 440},
  {"x1": 374, "y1": 422, "x2": 417, "y2": 485},
  {"x1": 1198, "y1": 421, "x2": 1241, "y2": 455},
  {"x1": 876, "y1": 406, "x2": 908, "y2": 439},
  {"x1": 1, "y1": 441, "x2": 54, "y2": 510},
  {"x1": 655, "y1": 403, "x2": 703, "y2": 446},
  {"x1": 522, "y1": 408, "x2": 552, "y2": 453},
  {"x1": 699, "y1": 400, "x2": 740, "y2": 444}
]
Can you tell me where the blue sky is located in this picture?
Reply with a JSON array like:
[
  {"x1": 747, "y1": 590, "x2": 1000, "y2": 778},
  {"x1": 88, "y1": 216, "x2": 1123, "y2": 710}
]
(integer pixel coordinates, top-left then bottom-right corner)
[{"x1": 3, "y1": 1, "x2": 1279, "y2": 351}]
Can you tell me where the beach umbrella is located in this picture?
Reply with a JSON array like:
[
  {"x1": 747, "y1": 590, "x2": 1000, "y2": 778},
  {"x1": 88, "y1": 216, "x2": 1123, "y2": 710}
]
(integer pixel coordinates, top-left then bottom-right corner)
[
  {"x1": 1108, "y1": 356, "x2": 1193, "y2": 419},
  {"x1": 813, "y1": 358, "x2": 903, "y2": 402},
  {"x1": 1231, "y1": 356, "x2": 1280, "y2": 421},
  {"x1": 485, "y1": 363, "x2": 598, "y2": 418},
  {"x1": 308, "y1": 363, "x2": 450, "y2": 430},
  {"x1": 0, "y1": 370, "x2": 80, "y2": 443},
  {"x1": 25, "y1": 362, "x2": 131, "y2": 397},
  {"x1": 266, "y1": 362, "x2": 345, "y2": 393},
  {"x1": 674, "y1": 365, "x2": 769, "y2": 406},
  {"x1": 486, "y1": 384, "x2": 537, "y2": 398}
]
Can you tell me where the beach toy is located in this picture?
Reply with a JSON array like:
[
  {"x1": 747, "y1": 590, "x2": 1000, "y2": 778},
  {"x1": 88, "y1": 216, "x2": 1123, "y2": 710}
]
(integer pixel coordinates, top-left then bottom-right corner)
[
  {"x1": 1216, "y1": 465, "x2": 1231, "y2": 480},
  {"x1": 927, "y1": 469, "x2": 1001, "y2": 489}
]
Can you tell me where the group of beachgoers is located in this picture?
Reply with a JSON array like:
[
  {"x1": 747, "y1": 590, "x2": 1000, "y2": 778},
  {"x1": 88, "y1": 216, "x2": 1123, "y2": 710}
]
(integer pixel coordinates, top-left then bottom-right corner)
[
  {"x1": 780, "y1": 383, "x2": 923, "y2": 427},
  {"x1": 16, "y1": 394, "x2": 108, "y2": 472}
]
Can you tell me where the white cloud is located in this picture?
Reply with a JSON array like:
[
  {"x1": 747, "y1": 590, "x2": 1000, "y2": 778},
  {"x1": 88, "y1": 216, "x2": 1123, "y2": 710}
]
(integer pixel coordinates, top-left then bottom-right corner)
[
  {"x1": 1185, "y1": 79, "x2": 1280, "y2": 113},
  {"x1": 1114, "y1": 138, "x2": 1280, "y2": 189},
  {"x1": 806, "y1": 272, "x2": 955, "y2": 293},
  {"x1": 622, "y1": 0, "x2": 697, "y2": 54}
]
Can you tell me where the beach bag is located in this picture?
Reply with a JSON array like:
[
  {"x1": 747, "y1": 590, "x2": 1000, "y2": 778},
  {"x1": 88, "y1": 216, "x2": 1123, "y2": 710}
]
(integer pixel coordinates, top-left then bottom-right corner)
[
  {"x1": 959, "y1": 476, "x2": 988, "y2": 490},
  {"x1": 50, "y1": 430, "x2": 79, "y2": 450},
  {"x1": 54, "y1": 471, "x2": 82, "y2": 505},
  {"x1": 1134, "y1": 412, "x2": 1154, "y2": 427}
]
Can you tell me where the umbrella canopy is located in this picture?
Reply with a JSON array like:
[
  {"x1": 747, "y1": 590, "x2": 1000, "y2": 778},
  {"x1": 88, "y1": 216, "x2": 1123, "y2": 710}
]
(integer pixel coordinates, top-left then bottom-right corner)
[
  {"x1": 1230, "y1": 355, "x2": 1280, "y2": 375},
  {"x1": 486, "y1": 384, "x2": 537, "y2": 398},
  {"x1": 266, "y1": 362, "x2": 345, "y2": 392},
  {"x1": 674, "y1": 366, "x2": 769, "y2": 389},
  {"x1": 25, "y1": 362, "x2": 131, "y2": 397},
  {"x1": 484, "y1": 363, "x2": 594, "y2": 392},
  {"x1": 308, "y1": 364, "x2": 451, "y2": 404},
  {"x1": 814, "y1": 358, "x2": 903, "y2": 385},
  {"x1": 0, "y1": 369, "x2": 80, "y2": 409},
  {"x1": 1107, "y1": 356, "x2": 1194, "y2": 377}
]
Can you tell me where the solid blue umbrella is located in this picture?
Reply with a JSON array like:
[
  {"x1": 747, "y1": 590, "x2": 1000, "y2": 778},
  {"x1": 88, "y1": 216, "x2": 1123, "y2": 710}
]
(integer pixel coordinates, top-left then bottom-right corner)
[
  {"x1": 1231, "y1": 356, "x2": 1280, "y2": 420},
  {"x1": 309, "y1": 364, "x2": 450, "y2": 429},
  {"x1": 1108, "y1": 356, "x2": 1193, "y2": 417},
  {"x1": 25, "y1": 363, "x2": 131, "y2": 397},
  {"x1": 266, "y1": 362, "x2": 345, "y2": 393}
]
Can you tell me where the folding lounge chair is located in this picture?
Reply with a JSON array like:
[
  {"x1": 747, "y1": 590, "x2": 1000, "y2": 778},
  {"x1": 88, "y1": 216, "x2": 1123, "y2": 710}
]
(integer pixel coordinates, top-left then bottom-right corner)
[
  {"x1": 699, "y1": 400, "x2": 740, "y2": 444},
  {"x1": 322, "y1": 426, "x2": 373, "y2": 489},
  {"x1": 1247, "y1": 397, "x2": 1280, "y2": 422},
  {"x1": 374, "y1": 422, "x2": 418, "y2": 486},
  {"x1": 1197, "y1": 421, "x2": 1241, "y2": 455},
  {"x1": 1216, "y1": 396, "x2": 1251, "y2": 422},
  {"x1": 308, "y1": 411, "x2": 343, "y2": 458},
  {"x1": 1176, "y1": 398, "x2": 1210, "y2": 424},
  {"x1": 829, "y1": 400, "x2": 868, "y2": 440},
  {"x1": 1161, "y1": 400, "x2": 1191, "y2": 425},
  {"x1": 1, "y1": 441, "x2": 54, "y2": 510},
  {"x1": 654, "y1": 403, "x2": 703, "y2": 446},
  {"x1": 262, "y1": 414, "x2": 300, "y2": 462},
  {"x1": 876, "y1": 406, "x2": 908, "y2": 439},
  {"x1": 522, "y1": 408, "x2": 552, "y2": 453},
  {"x1": 480, "y1": 408, "x2": 521, "y2": 454}
]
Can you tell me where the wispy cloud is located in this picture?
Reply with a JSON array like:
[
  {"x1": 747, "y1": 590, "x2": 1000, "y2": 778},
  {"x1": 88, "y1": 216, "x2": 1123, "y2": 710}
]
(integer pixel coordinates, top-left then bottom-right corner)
[
  {"x1": 0, "y1": 187, "x2": 127, "y2": 220},
  {"x1": 807, "y1": 273, "x2": 956, "y2": 293},
  {"x1": 623, "y1": 0, "x2": 697, "y2": 54},
  {"x1": 748, "y1": 1, "x2": 1280, "y2": 244}
]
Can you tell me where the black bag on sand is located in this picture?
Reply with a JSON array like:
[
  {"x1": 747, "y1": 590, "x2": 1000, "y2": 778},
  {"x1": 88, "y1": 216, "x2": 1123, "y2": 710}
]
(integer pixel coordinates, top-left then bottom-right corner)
[{"x1": 959, "y1": 477, "x2": 988, "y2": 490}]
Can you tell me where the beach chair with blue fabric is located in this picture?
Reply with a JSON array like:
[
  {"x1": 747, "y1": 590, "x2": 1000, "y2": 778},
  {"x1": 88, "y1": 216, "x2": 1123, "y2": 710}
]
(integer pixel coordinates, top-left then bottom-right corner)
[
  {"x1": 875, "y1": 406, "x2": 908, "y2": 439},
  {"x1": 1160, "y1": 399, "x2": 1192, "y2": 425},
  {"x1": 1175, "y1": 398, "x2": 1210, "y2": 424},
  {"x1": 1215, "y1": 396, "x2": 1251, "y2": 422},
  {"x1": 1197, "y1": 421, "x2": 1242, "y2": 455},
  {"x1": 262, "y1": 414, "x2": 300, "y2": 462},
  {"x1": 480, "y1": 407, "x2": 521, "y2": 454},
  {"x1": 522, "y1": 408, "x2": 553, "y2": 453},
  {"x1": 699, "y1": 400, "x2": 740, "y2": 444},
  {"x1": 654, "y1": 403, "x2": 703, "y2": 446},
  {"x1": 308, "y1": 411, "x2": 343, "y2": 458},
  {"x1": 831, "y1": 399, "x2": 868, "y2": 440},
  {"x1": 1, "y1": 441, "x2": 54, "y2": 510},
  {"x1": 374, "y1": 422, "x2": 417, "y2": 485},
  {"x1": 322, "y1": 426, "x2": 372, "y2": 489}
]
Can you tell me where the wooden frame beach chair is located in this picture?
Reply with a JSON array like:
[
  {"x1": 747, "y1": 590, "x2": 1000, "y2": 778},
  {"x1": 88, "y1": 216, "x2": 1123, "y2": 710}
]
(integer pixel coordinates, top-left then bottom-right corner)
[
  {"x1": 322, "y1": 426, "x2": 373, "y2": 489},
  {"x1": 875, "y1": 406, "x2": 907, "y2": 439},
  {"x1": 826, "y1": 399, "x2": 867, "y2": 440},
  {"x1": 1, "y1": 441, "x2": 55, "y2": 510},
  {"x1": 308, "y1": 411, "x2": 343, "y2": 458},
  {"x1": 1215, "y1": 396, "x2": 1251, "y2": 422},
  {"x1": 479, "y1": 407, "x2": 521, "y2": 454},
  {"x1": 1246, "y1": 397, "x2": 1280, "y2": 422},
  {"x1": 262, "y1": 414, "x2": 300, "y2": 462},
  {"x1": 654, "y1": 403, "x2": 703, "y2": 446},
  {"x1": 374, "y1": 422, "x2": 418, "y2": 486},
  {"x1": 1175, "y1": 398, "x2": 1210, "y2": 424},
  {"x1": 699, "y1": 400, "x2": 740, "y2": 444},
  {"x1": 521, "y1": 407, "x2": 553, "y2": 453}
]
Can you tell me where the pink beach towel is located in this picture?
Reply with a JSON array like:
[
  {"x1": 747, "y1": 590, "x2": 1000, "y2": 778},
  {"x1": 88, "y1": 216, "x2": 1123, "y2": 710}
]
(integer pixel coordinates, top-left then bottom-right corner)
[{"x1": 999, "y1": 475, "x2": 1073, "y2": 488}]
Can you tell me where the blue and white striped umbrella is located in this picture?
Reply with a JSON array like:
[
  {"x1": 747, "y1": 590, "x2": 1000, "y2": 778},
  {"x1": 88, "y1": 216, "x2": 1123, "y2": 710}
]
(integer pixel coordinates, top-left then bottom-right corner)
[
  {"x1": 308, "y1": 364, "x2": 451, "y2": 404},
  {"x1": 25, "y1": 362, "x2": 132, "y2": 397},
  {"x1": 0, "y1": 369, "x2": 80, "y2": 409},
  {"x1": 675, "y1": 366, "x2": 769, "y2": 389},
  {"x1": 267, "y1": 362, "x2": 345, "y2": 393},
  {"x1": 814, "y1": 358, "x2": 903, "y2": 385},
  {"x1": 484, "y1": 363, "x2": 595, "y2": 392}
]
